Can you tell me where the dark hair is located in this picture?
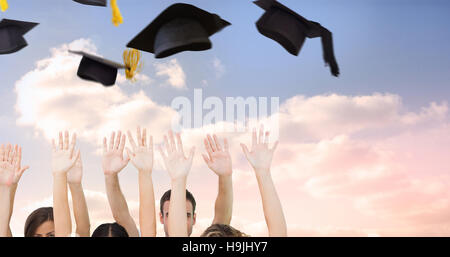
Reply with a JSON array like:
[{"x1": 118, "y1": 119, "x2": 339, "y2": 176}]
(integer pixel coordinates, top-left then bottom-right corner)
[
  {"x1": 91, "y1": 222, "x2": 129, "y2": 237},
  {"x1": 24, "y1": 207, "x2": 54, "y2": 237},
  {"x1": 201, "y1": 224, "x2": 248, "y2": 237},
  {"x1": 159, "y1": 189, "x2": 196, "y2": 214}
]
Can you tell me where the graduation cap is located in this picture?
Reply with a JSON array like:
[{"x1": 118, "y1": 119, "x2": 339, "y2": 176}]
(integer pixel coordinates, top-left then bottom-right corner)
[
  {"x1": 73, "y1": 0, "x2": 106, "y2": 6},
  {"x1": 73, "y1": 0, "x2": 123, "y2": 26},
  {"x1": 69, "y1": 49, "x2": 142, "y2": 87},
  {"x1": 127, "y1": 3, "x2": 231, "y2": 58},
  {"x1": 0, "y1": 19, "x2": 39, "y2": 55},
  {"x1": 254, "y1": 0, "x2": 339, "y2": 77}
]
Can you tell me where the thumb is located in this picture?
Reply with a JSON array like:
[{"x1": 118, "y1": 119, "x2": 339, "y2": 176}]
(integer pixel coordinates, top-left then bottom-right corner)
[
  {"x1": 18, "y1": 165, "x2": 30, "y2": 176},
  {"x1": 240, "y1": 143, "x2": 250, "y2": 159},
  {"x1": 188, "y1": 147, "x2": 195, "y2": 162},
  {"x1": 72, "y1": 150, "x2": 81, "y2": 165}
]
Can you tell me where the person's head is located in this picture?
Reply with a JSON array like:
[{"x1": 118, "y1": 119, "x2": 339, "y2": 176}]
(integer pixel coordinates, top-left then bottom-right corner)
[
  {"x1": 91, "y1": 222, "x2": 129, "y2": 237},
  {"x1": 24, "y1": 207, "x2": 55, "y2": 237},
  {"x1": 159, "y1": 189, "x2": 196, "y2": 236},
  {"x1": 201, "y1": 224, "x2": 248, "y2": 237}
]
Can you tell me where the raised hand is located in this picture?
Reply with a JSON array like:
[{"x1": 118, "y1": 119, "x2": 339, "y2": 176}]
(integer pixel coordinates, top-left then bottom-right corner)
[
  {"x1": 202, "y1": 134, "x2": 232, "y2": 177},
  {"x1": 158, "y1": 130, "x2": 195, "y2": 181},
  {"x1": 102, "y1": 131, "x2": 130, "y2": 175},
  {"x1": 0, "y1": 144, "x2": 29, "y2": 187},
  {"x1": 67, "y1": 154, "x2": 83, "y2": 185},
  {"x1": 240, "y1": 125, "x2": 278, "y2": 174},
  {"x1": 52, "y1": 131, "x2": 80, "y2": 175},
  {"x1": 126, "y1": 127, "x2": 153, "y2": 173}
]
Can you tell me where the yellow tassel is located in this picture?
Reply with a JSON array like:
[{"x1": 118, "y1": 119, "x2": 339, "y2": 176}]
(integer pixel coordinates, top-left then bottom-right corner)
[
  {"x1": 123, "y1": 48, "x2": 142, "y2": 81},
  {"x1": 0, "y1": 0, "x2": 8, "y2": 12},
  {"x1": 111, "y1": 0, "x2": 123, "y2": 27}
]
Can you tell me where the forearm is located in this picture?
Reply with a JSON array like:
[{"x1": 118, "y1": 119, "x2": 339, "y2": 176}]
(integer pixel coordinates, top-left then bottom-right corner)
[
  {"x1": 6, "y1": 184, "x2": 17, "y2": 237},
  {"x1": 0, "y1": 186, "x2": 12, "y2": 237},
  {"x1": 255, "y1": 169, "x2": 287, "y2": 237},
  {"x1": 213, "y1": 174, "x2": 233, "y2": 225},
  {"x1": 69, "y1": 183, "x2": 90, "y2": 237},
  {"x1": 139, "y1": 170, "x2": 156, "y2": 237},
  {"x1": 168, "y1": 178, "x2": 188, "y2": 237},
  {"x1": 53, "y1": 174, "x2": 72, "y2": 237},
  {"x1": 104, "y1": 174, "x2": 139, "y2": 237}
]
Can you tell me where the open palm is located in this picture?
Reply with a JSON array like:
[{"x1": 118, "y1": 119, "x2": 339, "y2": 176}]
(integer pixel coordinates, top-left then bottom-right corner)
[
  {"x1": 241, "y1": 125, "x2": 278, "y2": 172},
  {"x1": 202, "y1": 134, "x2": 232, "y2": 176},
  {"x1": 102, "y1": 131, "x2": 129, "y2": 175},
  {"x1": 158, "y1": 130, "x2": 195, "y2": 181},
  {"x1": 126, "y1": 127, "x2": 153, "y2": 172}
]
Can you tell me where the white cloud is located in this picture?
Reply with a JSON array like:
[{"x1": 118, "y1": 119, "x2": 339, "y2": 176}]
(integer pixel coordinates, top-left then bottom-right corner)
[
  {"x1": 154, "y1": 59, "x2": 186, "y2": 89},
  {"x1": 14, "y1": 38, "x2": 178, "y2": 148}
]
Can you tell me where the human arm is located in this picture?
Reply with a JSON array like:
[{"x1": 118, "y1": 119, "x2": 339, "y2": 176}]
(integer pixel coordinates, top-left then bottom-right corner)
[
  {"x1": 240, "y1": 126, "x2": 287, "y2": 237},
  {"x1": 103, "y1": 131, "x2": 139, "y2": 237}
]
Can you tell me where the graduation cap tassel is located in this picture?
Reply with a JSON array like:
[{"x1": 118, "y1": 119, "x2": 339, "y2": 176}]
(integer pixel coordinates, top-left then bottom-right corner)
[
  {"x1": 111, "y1": 0, "x2": 123, "y2": 26},
  {"x1": 123, "y1": 48, "x2": 142, "y2": 81},
  {"x1": 0, "y1": 0, "x2": 8, "y2": 12}
]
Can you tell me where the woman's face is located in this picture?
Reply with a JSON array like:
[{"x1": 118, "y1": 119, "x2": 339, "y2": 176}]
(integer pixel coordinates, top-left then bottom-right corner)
[{"x1": 33, "y1": 220, "x2": 55, "y2": 237}]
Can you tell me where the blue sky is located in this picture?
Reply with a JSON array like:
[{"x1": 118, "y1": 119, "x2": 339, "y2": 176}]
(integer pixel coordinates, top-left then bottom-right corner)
[{"x1": 1, "y1": 0, "x2": 449, "y2": 109}]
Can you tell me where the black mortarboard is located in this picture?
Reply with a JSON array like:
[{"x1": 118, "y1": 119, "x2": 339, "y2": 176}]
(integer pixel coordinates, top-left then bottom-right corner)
[
  {"x1": 73, "y1": 0, "x2": 106, "y2": 7},
  {"x1": 254, "y1": 0, "x2": 340, "y2": 77},
  {"x1": 69, "y1": 50, "x2": 126, "y2": 87},
  {"x1": 127, "y1": 3, "x2": 231, "y2": 58},
  {"x1": 0, "y1": 19, "x2": 38, "y2": 55}
]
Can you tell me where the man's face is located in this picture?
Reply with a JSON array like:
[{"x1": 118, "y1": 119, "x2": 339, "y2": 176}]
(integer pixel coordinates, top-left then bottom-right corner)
[{"x1": 160, "y1": 200, "x2": 196, "y2": 237}]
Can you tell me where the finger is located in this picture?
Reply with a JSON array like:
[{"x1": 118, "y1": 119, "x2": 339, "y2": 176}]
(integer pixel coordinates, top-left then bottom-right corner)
[
  {"x1": 224, "y1": 138, "x2": 230, "y2": 152},
  {"x1": 126, "y1": 147, "x2": 134, "y2": 160},
  {"x1": 15, "y1": 146, "x2": 22, "y2": 168},
  {"x1": 142, "y1": 128, "x2": 147, "y2": 147},
  {"x1": 109, "y1": 132, "x2": 115, "y2": 150},
  {"x1": 10, "y1": 145, "x2": 18, "y2": 165},
  {"x1": 0, "y1": 144, "x2": 4, "y2": 161},
  {"x1": 204, "y1": 138, "x2": 213, "y2": 160},
  {"x1": 176, "y1": 133, "x2": 184, "y2": 156},
  {"x1": 168, "y1": 130, "x2": 176, "y2": 152},
  {"x1": 64, "y1": 131, "x2": 69, "y2": 150},
  {"x1": 149, "y1": 136, "x2": 153, "y2": 152},
  {"x1": 71, "y1": 150, "x2": 81, "y2": 166},
  {"x1": 202, "y1": 153, "x2": 211, "y2": 165},
  {"x1": 59, "y1": 132, "x2": 63, "y2": 150},
  {"x1": 264, "y1": 131, "x2": 270, "y2": 145},
  {"x1": 119, "y1": 134, "x2": 126, "y2": 153},
  {"x1": 207, "y1": 134, "x2": 216, "y2": 152},
  {"x1": 164, "y1": 135, "x2": 171, "y2": 153},
  {"x1": 19, "y1": 165, "x2": 30, "y2": 175},
  {"x1": 158, "y1": 144, "x2": 168, "y2": 161},
  {"x1": 258, "y1": 125, "x2": 264, "y2": 145},
  {"x1": 213, "y1": 134, "x2": 222, "y2": 151},
  {"x1": 6, "y1": 144, "x2": 12, "y2": 163},
  {"x1": 271, "y1": 141, "x2": 279, "y2": 153},
  {"x1": 69, "y1": 133, "x2": 77, "y2": 157},
  {"x1": 252, "y1": 128, "x2": 257, "y2": 150},
  {"x1": 103, "y1": 137, "x2": 108, "y2": 153},
  {"x1": 137, "y1": 126, "x2": 142, "y2": 147},
  {"x1": 187, "y1": 147, "x2": 195, "y2": 163},
  {"x1": 115, "y1": 131, "x2": 122, "y2": 150},
  {"x1": 240, "y1": 143, "x2": 251, "y2": 159},
  {"x1": 127, "y1": 130, "x2": 137, "y2": 150}
]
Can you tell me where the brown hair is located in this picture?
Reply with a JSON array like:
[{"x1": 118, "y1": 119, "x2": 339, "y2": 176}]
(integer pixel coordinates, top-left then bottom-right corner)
[
  {"x1": 201, "y1": 224, "x2": 248, "y2": 237},
  {"x1": 160, "y1": 189, "x2": 196, "y2": 214},
  {"x1": 24, "y1": 207, "x2": 54, "y2": 237}
]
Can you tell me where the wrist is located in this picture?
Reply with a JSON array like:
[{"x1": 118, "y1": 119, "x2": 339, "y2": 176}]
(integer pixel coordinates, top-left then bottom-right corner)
[
  {"x1": 138, "y1": 168, "x2": 152, "y2": 174},
  {"x1": 171, "y1": 176, "x2": 187, "y2": 185},
  {"x1": 52, "y1": 172, "x2": 68, "y2": 179},
  {"x1": 0, "y1": 184, "x2": 12, "y2": 190}
]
